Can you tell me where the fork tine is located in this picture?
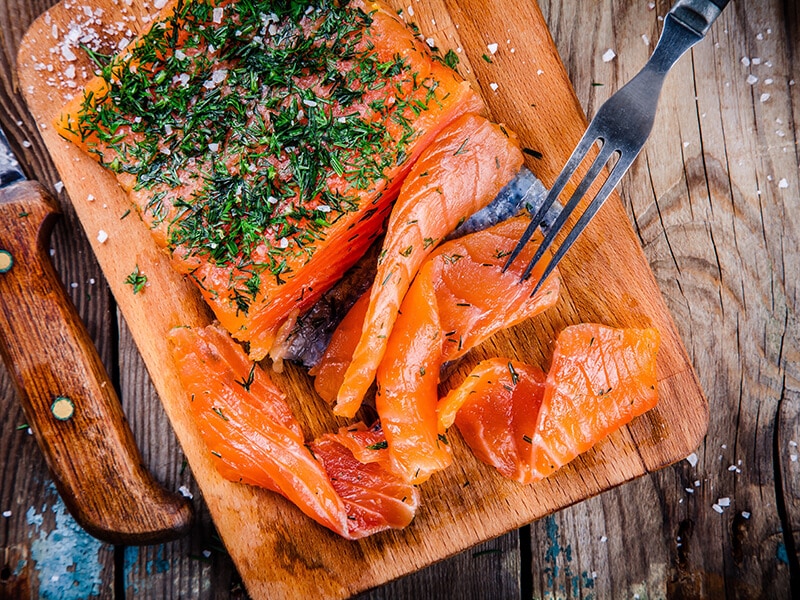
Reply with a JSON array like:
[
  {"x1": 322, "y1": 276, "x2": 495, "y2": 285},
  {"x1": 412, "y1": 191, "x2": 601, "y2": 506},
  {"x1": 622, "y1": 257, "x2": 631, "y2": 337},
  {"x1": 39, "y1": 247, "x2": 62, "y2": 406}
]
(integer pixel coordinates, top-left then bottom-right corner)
[
  {"x1": 519, "y1": 140, "x2": 618, "y2": 282},
  {"x1": 503, "y1": 128, "x2": 600, "y2": 272},
  {"x1": 528, "y1": 152, "x2": 636, "y2": 296}
]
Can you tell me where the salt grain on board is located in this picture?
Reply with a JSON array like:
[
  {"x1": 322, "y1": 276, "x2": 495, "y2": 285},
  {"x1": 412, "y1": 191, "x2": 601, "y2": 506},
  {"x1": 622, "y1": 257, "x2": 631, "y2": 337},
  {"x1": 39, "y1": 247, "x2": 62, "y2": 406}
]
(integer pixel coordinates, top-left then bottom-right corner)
[
  {"x1": 718, "y1": 497, "x2": 731, "y2": 507},
  {"x1": 487, "y1": 43, "x2": 498, "y2": 55},
  {"x1": 489, "y1": 82, "x2": 499, "y2": 91},
  {"x1": 2, "y1": 511, "x2": 11, "y2": 518},
  {"x1": 686, "y1": 453, "x2": 698, "y2": 467},
  {"x1": 97, "y1": 230, "x2": 108, "y2": 244},
  {"x1": 778, "y1": 178, "x2": 789, "y2": 189},
  {"x1": 746, "y1": 74, "x2": 758, "y2": 85},
  {"x1": 602, "y1": 48, "x2": 616, "y2": 62},
  {"x1": 742, "y1": 511, "x2": 751, "y2": 519},
  {"x1": 712, "y1": 504, "x2": 724, "y2": 513}
]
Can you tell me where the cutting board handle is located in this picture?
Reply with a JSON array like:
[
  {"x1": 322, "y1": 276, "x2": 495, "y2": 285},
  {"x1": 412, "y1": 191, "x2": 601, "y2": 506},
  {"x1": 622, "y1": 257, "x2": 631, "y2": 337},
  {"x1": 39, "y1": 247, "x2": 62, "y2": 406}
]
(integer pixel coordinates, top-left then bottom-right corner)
[{"x1": 0, "y1": 180, "x2": 193, "y2": 545}]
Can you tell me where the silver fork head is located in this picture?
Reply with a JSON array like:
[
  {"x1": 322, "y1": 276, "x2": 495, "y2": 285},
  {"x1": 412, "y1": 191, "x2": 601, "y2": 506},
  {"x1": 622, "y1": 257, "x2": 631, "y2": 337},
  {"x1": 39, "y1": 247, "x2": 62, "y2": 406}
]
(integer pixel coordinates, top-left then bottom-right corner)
[{"x1": 504, "y1": 0, "x2": 729, "y2": 295}]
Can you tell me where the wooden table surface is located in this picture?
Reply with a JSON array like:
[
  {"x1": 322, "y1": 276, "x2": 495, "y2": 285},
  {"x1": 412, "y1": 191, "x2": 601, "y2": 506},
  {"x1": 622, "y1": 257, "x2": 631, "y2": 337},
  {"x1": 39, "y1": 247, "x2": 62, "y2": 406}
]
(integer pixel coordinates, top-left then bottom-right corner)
[{"x1": 1, "y1": 0, "x2": 797, "y2": 598}]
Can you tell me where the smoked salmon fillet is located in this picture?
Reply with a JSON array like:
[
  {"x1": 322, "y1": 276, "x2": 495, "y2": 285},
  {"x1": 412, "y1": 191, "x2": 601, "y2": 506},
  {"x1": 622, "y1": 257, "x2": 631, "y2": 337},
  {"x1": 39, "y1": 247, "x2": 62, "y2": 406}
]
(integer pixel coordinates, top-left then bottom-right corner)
[
  {"x1": 168, "y1": 323, "x2": 418, "y2": 539},
  {"x1": 56, "y1": 0, "x2": 483, "y2": 360},
  {"x1": 333, "y1": 113, "x2": 524, "y2": 417},
  {"x1": 440, "y1": 324, "x2": 661, "y2": 484}
]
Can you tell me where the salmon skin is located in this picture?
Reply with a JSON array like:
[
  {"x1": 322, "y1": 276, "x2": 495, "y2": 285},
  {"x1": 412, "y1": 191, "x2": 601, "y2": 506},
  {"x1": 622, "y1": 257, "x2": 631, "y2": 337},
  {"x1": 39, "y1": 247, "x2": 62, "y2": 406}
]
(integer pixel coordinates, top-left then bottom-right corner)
[
  {"x1": 440, "y1": 324, "x2": 661, "y2": 484},
  {"x1": 56, "y1": 0, "x2": 483, "y2": 360},
  {"x1": 168, "y1": 323, "x2": 418, "y2": 539},
  {"x1": 333, "y1": 113, "x2": 524, "y2": 418}
]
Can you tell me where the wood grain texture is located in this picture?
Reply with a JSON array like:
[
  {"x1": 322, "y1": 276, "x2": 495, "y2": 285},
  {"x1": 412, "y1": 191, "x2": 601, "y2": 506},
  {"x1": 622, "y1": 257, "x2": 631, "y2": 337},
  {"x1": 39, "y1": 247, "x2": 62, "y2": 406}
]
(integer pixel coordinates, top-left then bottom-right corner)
[{"x1": 2, "y1": 0, "x2": 796, "y2": 598}]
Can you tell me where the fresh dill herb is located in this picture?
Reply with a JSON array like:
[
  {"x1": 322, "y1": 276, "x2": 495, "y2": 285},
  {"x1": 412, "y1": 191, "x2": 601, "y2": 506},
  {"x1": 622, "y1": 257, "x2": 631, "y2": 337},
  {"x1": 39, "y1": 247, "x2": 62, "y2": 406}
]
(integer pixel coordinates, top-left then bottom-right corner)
[
  {"x1": 443, "y1": 49, "x2": 459, "y2": 69},
  {"x1": 124, "y1": 265, "x2": 147, "y2": 294},
  {"x1": 366, "y1": 440, "x2": 388, "y2": 450},
  {"x1": 235, "y1": 363, "x2": 256, "y2": 391}
]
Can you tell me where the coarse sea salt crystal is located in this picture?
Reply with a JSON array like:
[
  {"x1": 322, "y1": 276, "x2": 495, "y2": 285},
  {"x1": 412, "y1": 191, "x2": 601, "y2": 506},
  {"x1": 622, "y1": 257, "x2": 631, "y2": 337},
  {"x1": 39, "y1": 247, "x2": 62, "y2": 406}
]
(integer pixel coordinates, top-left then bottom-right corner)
[
  {"x1": 712, "y1": 503, "x2": 724, "y2": 513},
  {"x1": 600, "y1": 535, "x2": 607, "y2": 542},
  {"x1": 425, "y1": 37, "x2": 435, "y2": 48},
  {"x1": 602, "y1": 48, "x2": 616, "y2": 62},
  {"x1": 61, "y1": 45, "x2": 77, "y2": 61},
  {"x1": 54, "y1": 181, "x2": 64, "y2": 193},
  {"x1": 153, "y1": 0, "x2": 168, "y2": 9},
  {"x1": 746, "y1": 74, "x2": 758, "y2": 85},
  {"x1": 303, "y1": 98, "x2": 318, "y2": 107},
  {"x1": 489, "y1": 82, "x2": 499, "y2": 91},
  {"x1": 686, "y1": 453, "x2": 698, "y2": 467},
  {"x1": 407, "y1": 5, "x2": 414, "y2": 17},
  {"x1": 718, "y1": 497, "x2": 731, "y2": 507},
  {"x1": 742, "y1": 511, "x2": 751, "y2": 519},
  {"x1": 87, "y1": 194, "x2": 95, "y2": 202},
  {"x1": 178, "y1": 485, "x2": 193, "y2": 499},
  {"x1": 318, "y1": 205, "x2": 331, "y2": 213},
  {"x1": 97, "y1": 230, "x2": 108, "y2": 243},
  {"x1": 642, "y1": 34, "x2": 650, "y2": 45},
  {"x1": 212, "y1": 7, "x2": 224, "y2": 23},
  {"x1": 208, "y1": 142, "x2": 219, "y2": 152},
  {"x1": 279, "y1": 237, "x2": 289, "y2": 249},
  {"x1": 760, "y1": 93, "x2": 771, "y2": 102},
  {"x1": 778, "y1": 178, "x2": 789, "y2": 188},
  {"x1": 2, "y1": 511, "x2": 11, "y2": 518},
  {"x1": 487, "y1": 43, "x2": 499, "y2": 55},
  {"x1": 741, "y1": 57, "x2": 751, "y2": 66}
]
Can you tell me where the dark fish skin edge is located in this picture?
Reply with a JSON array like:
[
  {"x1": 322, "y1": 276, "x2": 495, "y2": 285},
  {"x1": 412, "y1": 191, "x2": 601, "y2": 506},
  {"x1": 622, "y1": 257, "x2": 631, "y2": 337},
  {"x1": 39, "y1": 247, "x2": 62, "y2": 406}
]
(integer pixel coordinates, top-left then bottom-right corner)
[{"x1": 282, "y1": 166, "x2": 556, "y2": 367}]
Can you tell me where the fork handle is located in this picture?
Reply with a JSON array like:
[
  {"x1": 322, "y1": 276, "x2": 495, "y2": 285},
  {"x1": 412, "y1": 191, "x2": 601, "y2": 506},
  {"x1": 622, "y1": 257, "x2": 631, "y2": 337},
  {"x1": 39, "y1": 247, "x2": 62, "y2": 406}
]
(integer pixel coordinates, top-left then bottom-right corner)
[
  {"x1": 669, "y1": 0, "x2": 730, "y2": 37},
  {"x1": 647, "y1": 0, "x2": 729, "y2": 74}
]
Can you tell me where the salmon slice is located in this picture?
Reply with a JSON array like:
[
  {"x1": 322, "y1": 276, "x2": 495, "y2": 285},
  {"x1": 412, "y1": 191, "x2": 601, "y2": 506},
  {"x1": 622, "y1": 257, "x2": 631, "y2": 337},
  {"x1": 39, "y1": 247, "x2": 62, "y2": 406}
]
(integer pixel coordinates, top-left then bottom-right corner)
[
  {"x1": 57, "y1": 0, "x2": 483, "y2": 360},
  {"x1": 439, "y1": 359, "x2": 546, "y2": 482},
  {"x1": 312, "y1": 425, "x2": 420, "y2": 536},
  {"x1": 310, "y1": 291, "x2": 371, "y2": 404},
  {"x1": 168, "y1": 323, "x2": 418, "y2": 538},
  {"x1": 442, "y1": 324, "x2": 661, "y2": 484},
  {"x1": 333, "y1": 114, "x2": 524, "y2": 417},
  {"x1": 375, "y1": 217, "x2": 559, "y2": 483}
]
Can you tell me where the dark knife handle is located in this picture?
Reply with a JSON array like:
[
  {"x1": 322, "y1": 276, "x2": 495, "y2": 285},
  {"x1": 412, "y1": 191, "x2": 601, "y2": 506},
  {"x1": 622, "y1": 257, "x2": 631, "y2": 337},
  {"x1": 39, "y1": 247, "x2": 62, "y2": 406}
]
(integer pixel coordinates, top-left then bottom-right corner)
[{"x1": 0, "y1": 180, "x2": 193, "y2": 545}]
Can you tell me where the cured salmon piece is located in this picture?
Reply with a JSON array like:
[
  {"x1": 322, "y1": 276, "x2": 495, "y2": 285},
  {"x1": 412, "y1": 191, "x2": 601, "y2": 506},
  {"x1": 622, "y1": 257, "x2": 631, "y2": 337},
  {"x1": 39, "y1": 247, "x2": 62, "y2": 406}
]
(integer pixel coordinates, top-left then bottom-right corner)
[
  {"x1": 311, "y1": 291, "x2": 371, "y2": 404},
  {"x1": 168, "y1": 323, "x2": 417, "y2": 539},
  {"x1": 375, "y1": 217, "x2": 559, "y2": 483},
  {"x1": 334, "y1": 114, "x2": 524, "y2": 417},
  {"x1": 442, "y1": 324, "x2": 661, "y2": 484},
  {"x1": 439, "y1": 359, "x2": 546, "y2": 482},
  {"x1": 312, "y1": 425, "x2": 420, "y2": 536},
  {"x1": 530, "y1": 324, "x2": 661, "y2": 479},
  {"x1": 57, "y1": 0, "x2": 483, "y2": 360}
]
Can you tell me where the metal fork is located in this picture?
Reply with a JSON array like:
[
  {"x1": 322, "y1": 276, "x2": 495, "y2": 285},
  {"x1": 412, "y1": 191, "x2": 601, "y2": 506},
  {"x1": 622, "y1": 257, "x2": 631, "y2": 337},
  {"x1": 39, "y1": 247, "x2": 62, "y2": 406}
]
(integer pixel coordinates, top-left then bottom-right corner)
[{"x1": 505, "y1": 0, "x2": 730, "y2": 293}]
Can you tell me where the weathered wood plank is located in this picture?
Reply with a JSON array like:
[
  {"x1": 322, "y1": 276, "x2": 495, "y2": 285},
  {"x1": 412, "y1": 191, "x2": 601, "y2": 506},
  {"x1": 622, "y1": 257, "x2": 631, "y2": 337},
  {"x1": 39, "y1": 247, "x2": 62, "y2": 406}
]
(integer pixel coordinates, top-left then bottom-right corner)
[{"x1": 531, "y1": 1, "x2": 800, "y2": 598}]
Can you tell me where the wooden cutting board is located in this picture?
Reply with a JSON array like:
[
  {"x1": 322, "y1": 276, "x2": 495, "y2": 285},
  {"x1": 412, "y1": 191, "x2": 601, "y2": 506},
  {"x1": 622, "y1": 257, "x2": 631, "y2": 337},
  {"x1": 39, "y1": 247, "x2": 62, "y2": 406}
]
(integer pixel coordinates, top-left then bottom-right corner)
[{"x1": 17, "y1": 0, "x2": 708, "y2": 597}]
